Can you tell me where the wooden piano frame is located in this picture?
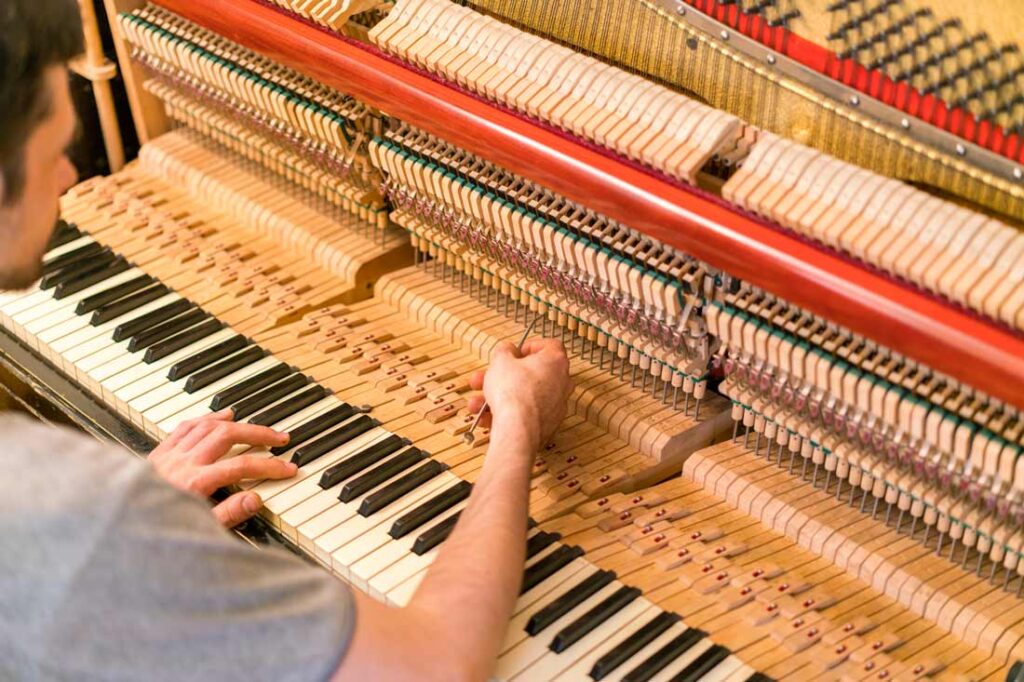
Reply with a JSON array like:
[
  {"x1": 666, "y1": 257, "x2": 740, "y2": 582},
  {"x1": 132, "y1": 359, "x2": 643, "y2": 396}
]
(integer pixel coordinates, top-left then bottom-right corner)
[{"x1": 102, "y1": 0, "x2": 1024, "y2": 411}]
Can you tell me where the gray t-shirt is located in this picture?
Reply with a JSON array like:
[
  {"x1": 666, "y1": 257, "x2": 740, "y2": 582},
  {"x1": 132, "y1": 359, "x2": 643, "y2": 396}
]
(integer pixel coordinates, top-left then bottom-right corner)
[{"x1": 0, "y1": 412, "x2": 354, "y2": 681}]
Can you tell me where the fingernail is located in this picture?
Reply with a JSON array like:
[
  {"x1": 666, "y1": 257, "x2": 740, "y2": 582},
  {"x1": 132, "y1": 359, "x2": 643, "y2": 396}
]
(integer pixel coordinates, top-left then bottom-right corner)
[
  {"x1": 286, "y1": 462, "x2": 298, "y2": 474},
  {"x1": 243, "y1": 494, "x2": 261, "y2": 514},
  {"x1": 277, "y1": 431, "x2": 290, "y2": 443}
]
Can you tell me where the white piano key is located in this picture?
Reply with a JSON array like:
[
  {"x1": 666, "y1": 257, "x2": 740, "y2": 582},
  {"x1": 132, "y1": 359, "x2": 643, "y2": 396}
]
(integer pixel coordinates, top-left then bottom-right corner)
[
  {"x1": 551, "y1": 605, "x2": 665, "y2": 681},
  {"x1": 142, "y1": 354, "x2": 280, "y2": 426},
  {"x1": 301, "y1": 470, "x2": 459, "y2": 561},
  {"x1": 499, "y1": 562, "x2": 602, "y2": 655},
  {"x1": 383, "y1": 557, "x2": 433, "y2": 606},
  {"x1": 494, "y1": 581, "x2": 627, "y2": 679},
  {"x1": 695, "y1": 655, "x2": 744, "y2": 682},
  {"x1": 150, "y1": 355, "x2": 284, "y2": 429},
  {"x1": 46, "y1": 293, "x2": 180, "y2": 357},
  {"x1": 277, "y1": 446, "x2": 417, "y2": 539},
  {"x1": 19, "y1": 269, "x2": 144, "y2": 333},
  {"x1": 603, "y1": 621, "x2": 691, "y2": 682},
  {"x1": 251, "y1": 427, "x2": 388, "y2": 506},
  {"x1": 647, "y1": 640, "x2": 714, "y2": 682},
  {"x1": 513, "y1": 600, "x2": 658, "y2": 681},
  {"x1": 344, "y1": 495, "x2": 469, "y2": 590},
  {"x1": 108, "y1": 328, "x2": 236, "y2": 400}
]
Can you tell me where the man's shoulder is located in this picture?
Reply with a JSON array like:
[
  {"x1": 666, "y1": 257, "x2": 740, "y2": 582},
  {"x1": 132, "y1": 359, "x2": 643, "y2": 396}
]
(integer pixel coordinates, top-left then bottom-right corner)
[{"x1": 0, "y1": 411, "x2": 148, "y2": 512}]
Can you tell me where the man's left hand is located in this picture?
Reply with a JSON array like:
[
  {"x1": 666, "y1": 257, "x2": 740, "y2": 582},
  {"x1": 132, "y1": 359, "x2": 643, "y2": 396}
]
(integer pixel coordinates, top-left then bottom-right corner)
[{"x1": 149, "y1": 409, "x2": 296, "y2": 527}]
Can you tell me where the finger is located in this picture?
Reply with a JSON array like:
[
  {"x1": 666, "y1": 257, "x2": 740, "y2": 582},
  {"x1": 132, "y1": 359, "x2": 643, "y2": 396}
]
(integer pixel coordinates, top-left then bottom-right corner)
[
  {"x1": 175, "y1": 409, "x2": 239, "y2": 451},
  {"x1": 192, "y1": 422, "x2": 290, "y2": 464},
  {"x1": 212, "y1": 491, "x2": 264, "y2": 527},
  {"x1": 468, "y1": 368, "x2": 486, "y2": 391},
  {"x1": 491, "y1": 340, "x2": 520, "y2": 360},
  {"x1": 467, "y1": 394, "x2": 486, "y2": 414},
  {"x1": 158, "y1": 408, "x2": 234, "y2": 451},
  {"x1": 199, "y1": 455, "x2": 298, "y2": 492}
]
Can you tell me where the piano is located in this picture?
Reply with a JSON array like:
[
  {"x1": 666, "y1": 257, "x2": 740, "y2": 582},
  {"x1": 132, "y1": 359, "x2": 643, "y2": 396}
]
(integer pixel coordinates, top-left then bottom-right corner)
[{"x1": 2, "y1": 0, "x2": 1022, "y2": 678}]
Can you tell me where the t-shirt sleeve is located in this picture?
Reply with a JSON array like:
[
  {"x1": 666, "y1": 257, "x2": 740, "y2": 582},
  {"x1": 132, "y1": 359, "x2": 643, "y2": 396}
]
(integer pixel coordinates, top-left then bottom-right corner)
[{"x1": 42, "y1": 462, "x2": 355, "y2": 682}]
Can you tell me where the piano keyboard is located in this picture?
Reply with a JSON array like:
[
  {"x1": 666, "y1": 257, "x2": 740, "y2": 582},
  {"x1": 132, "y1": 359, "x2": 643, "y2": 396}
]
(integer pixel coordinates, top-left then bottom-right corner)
[{"x1": 0, "y1": 221, "x2": 773, "y2": 681}]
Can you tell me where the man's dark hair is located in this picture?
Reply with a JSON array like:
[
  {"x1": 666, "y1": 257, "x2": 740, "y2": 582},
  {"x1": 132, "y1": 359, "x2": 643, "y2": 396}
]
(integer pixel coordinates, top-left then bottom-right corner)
[{"x1": 0, "y1": 0, "x2": 83, "y2": 205}]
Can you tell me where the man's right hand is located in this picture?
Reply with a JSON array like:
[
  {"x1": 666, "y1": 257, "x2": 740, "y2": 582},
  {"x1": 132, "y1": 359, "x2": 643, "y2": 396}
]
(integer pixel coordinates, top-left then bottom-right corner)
[{"x1": 467, "y1": 338, "x2": 573, "y2": 453}]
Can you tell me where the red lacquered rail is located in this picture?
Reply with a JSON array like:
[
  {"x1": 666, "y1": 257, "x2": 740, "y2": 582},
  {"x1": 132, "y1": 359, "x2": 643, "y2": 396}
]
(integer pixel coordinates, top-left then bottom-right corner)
[{"x1": 155, "y1": 0, "x2": 1024, "y2": 410}]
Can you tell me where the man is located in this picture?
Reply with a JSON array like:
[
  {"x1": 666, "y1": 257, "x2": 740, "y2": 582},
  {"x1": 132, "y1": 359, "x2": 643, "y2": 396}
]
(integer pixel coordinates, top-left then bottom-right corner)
[{"x1": 0, "y1": 2, "x2": 573, "y2": 680}]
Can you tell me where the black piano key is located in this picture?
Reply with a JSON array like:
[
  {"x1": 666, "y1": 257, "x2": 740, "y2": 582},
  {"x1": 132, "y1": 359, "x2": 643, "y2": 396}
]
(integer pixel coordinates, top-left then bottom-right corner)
[
  {"x1": 521, "y1": 545, "x2": 585, "y2": 595},
  {"x1": 53, "y1": 256, "x2": 129, "y2": 299},
  {"x1": 143, "y1": 317, "x2": 223, "y2": 363},
  {"x1": 667, "y1": 644, "x2": 730, "y2": 682},
  {"x1": 40, "y1": 247, "x2": 113, "y2": 289},
  {"x1": 270, "y1": 402, "x2": 356, "y2": 455},
  {"x1": 42, "y1": 240, "x2": 104, "y2": 275},
  {"x1": 526, "y1": 531, "x2": 561, "y2": 561},
  {"x1": 248, "y1": 384, "x2": 327, "y2": 426},
  {"x1": 318, "y1": 432, "x2": 405, "y2": 488},
  {"x1": 338, "y1": 446, "x2": 425, "y2": 502},
  {"x1": 358, "y1": 459, "x2": 447, "y2": 517},
  {"x1": 411, "y1": 511, "x2": 460, "y2": 555},
  {"x1": 621, "y1": 628, "x2": 706, "y2": 682},
  {"x1": 210, "y1": 362, "x2": 291, "y2": 411},
  {"x1": 184, "y1": 346, "x2": 267, "y2": 393},
  {"x1": 90, "y1": 284, "x2": 170, "y2": 326},
  {"x1": 526, "y1": 569, "x2": 616, "y2": 636},
  {"x1": 113, "y1": 299, "x2": 192, "y2": 342},
  {"x1": 590, "y1": 612, "x2": 681, "y2": 681},
  {"x1": 46, "y1": 220, "x2": 81, "y2": 250},
  {"x1": 74, "y1": 274, "x2": 155, "y2": 315},
  {"x1": 167, "y1": 335, "x2": 249, "y2": 381},
  {"x1": 128, "y1": 309, "x2": 209, "y2": 352},
  {"x1": 232, "y1": 373, "x2": 310, "y2": 421},
  {"x1": 291, "y1": 413, "x2": 378, "y2": 467},
  {"x1": 549, "y1": 586, "x2": 641, "y2": 653},
  {"x1": 389, "y1": 480, "x2": 472, "y2": 539}
]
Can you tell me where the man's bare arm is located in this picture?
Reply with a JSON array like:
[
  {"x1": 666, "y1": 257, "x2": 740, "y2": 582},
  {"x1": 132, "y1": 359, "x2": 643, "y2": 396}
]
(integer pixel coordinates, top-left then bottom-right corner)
[{"x1": 334, "y1": 339, "x2": 572, "y2": 681}]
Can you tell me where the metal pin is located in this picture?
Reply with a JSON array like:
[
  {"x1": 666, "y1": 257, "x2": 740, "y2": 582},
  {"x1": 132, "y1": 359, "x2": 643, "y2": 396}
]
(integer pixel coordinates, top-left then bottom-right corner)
[
  {"x1": 872, "y1": 497, "x2": 881, "y2": 519},
  {"x1": 885, "y1": 504, "x2": 893, "y2": 526},
  {"x1": 672, "y1": 385, "x2": 680, "y2": 410},
  {"x1": 989, "y1": 562, "x2": 998, "y2": 582},
  {"x1": 948, "y1": 537, "x2": 958, "y2": 561},
  {"x1": 936, "y1": 531, "x2": 945, "y2": 556},
  {"x1": 1004, "y1": 569, "x2": 1013, "y2": 590},
  {"x1": 859, "y1": 491, "x2": 869, "y2": 513},
  {"x1": 811, "y1": 464, "x2": 820, "y2": 487},
  {"x1": 754, "y1": 432, "x2": 762, "y2": 455},
  {"x1": 976, "y1": 553, "x2": 984, "y2": 576},
  {"x1": 631, "y1": 365, "x2": 638, "y2": 387},
  {"x1": 922, "y1": 523, "x2": 930, "y2": 546},
  {"x1": 823, "y1": 471, "x2": 833, "y2": 493},
  {"x1": 895, "y1": 510, "x2": 904, "y2": 533},
  {"x1": 961, "y1": 547, "x2": 971, "y2": 569},
  {"x1": 465, "y1": 315, "x2": 540, "y2": 444},
  {"x1": 694, "y1": 399, "x2": 702, "y2": 420},
  {"x1": 909, "y1": 517, "x2": 918, "y2": 538},
  {"x1": 800, "y1": 458, "x2": 809, "y2": 479},
  {"x1": 744, "y1": 425, "x2": 751, "y2": 448},
  {"x1": 1017, "y1": 577, "x2": 1024, "y2": 598},
  {"x1": 684, "y1": 392, "x2": 692, "y2": 415}
]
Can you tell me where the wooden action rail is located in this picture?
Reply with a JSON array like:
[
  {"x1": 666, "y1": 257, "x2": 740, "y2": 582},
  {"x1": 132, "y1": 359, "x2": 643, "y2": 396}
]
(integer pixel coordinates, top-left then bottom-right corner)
[{"x1": 149, "y1": 0, "x2": 1024, "y2": 410}]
